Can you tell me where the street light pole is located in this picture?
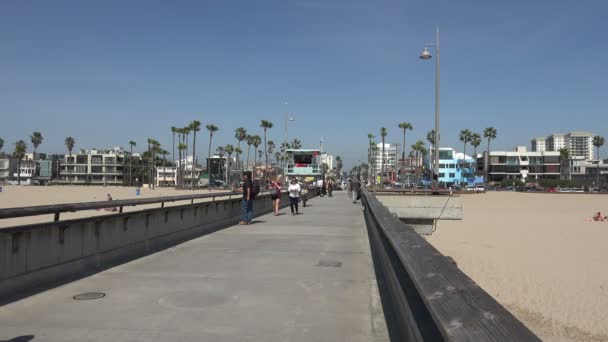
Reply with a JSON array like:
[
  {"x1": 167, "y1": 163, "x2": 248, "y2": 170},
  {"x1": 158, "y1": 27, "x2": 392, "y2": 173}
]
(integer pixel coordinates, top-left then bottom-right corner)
[{"x1": 420, "y1": 27, "x2": 440, "y2": 177}]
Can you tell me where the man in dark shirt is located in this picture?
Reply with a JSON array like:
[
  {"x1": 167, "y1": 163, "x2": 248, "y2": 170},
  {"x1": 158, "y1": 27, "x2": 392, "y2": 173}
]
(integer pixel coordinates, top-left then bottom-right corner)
[{"x1": 240, "y1": 173, "x2": 253, "y2": 225}]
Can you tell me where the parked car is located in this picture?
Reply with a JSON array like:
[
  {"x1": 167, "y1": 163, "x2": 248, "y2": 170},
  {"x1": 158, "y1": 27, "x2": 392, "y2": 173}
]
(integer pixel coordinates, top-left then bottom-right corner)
[
  {"x1": 557, "y1": 187, "x2": 570, "y2": 193},
  {"x1": 570, "y1": 187, "x2": 584, "y2": 193},
  {"x1": 546, "y1": 187, "x2": 557, "y2": 193}
]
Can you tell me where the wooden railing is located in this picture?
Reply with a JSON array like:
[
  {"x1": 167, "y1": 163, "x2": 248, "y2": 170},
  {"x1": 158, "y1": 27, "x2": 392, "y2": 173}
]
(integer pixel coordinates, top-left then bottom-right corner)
[{"x1": 361, "y1": 190, "x2": 540, "y2": 341}]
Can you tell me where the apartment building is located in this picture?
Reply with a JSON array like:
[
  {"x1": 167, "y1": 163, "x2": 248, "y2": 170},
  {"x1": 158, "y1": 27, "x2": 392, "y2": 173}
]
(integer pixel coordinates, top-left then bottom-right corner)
[
  {"x1": 370, "y1": 143, "x2": 398, "y2": 173},
  {"x1": 480, "y1": 146, "x2": 561, "y2": 182},
  {"x1": 432, "y1": 148, "x2": 477, "y2": 186},
  {"x1": 0, "y1": 158, "x2": 17, "y2": 181},
  {"x1": 545, "y1": 134, "x2": 566, "y2": 152},
  {"x1": 58, "y1": 147, "x2": 140, "y2": 185},
  {"x1": 156, "y1": 166, "x2": 177, "y2": 187},
  {"x1": 530, "y1": 137, "x2": 546, "y2": 152},
  {"x1": 565, "y1": 132, "x2": 594, "y2": 160}
]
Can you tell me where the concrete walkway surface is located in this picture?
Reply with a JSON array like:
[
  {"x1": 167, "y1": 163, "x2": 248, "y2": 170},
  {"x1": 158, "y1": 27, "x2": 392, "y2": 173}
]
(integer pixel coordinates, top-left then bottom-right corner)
[{"x1": 0, "y1": 193, "x2": 388, "y2": 342}]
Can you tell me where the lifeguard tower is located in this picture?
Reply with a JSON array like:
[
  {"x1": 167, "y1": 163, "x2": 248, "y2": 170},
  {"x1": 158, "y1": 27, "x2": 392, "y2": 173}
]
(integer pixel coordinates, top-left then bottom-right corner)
[{"x1": 285, "y1": 149, "x2": 322, "y2": 183}]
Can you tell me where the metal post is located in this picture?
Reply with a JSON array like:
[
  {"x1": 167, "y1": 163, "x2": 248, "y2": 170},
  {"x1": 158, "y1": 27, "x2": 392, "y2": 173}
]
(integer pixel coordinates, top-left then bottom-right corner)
[{"x1": 434, "y1": 27, "x2": 440, "y2": 176}]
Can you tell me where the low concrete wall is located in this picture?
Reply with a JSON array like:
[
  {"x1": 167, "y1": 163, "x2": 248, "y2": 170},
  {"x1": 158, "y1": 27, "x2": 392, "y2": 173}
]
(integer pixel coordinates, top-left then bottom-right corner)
[{"x1": 0, "y1": 192, "x2": 297, "y2": 301}]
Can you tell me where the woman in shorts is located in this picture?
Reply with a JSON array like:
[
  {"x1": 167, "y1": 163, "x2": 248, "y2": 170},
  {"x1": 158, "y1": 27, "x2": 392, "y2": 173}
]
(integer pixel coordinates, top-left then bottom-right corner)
[{"x1": 270, "y1": 179, "x2": 282, "y2": 216}]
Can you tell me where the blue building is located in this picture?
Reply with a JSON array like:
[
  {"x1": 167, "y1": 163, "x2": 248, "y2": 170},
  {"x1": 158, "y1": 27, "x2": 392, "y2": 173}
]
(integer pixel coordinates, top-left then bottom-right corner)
[{"x1": 428, "y1": 148, "x2": 479, "y2": 186}]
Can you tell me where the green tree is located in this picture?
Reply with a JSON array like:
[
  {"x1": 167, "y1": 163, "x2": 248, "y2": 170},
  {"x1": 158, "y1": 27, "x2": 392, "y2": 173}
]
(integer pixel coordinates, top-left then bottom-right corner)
[
  {"x1": 470, "y1": 133, "x2": 481, "y2": 175},
  {"x1": 206, "y1": 124, "x2": 219, "y2": 190},
  {"x1": 398, "y1": 122, "x2": 413, "y2": 163},
  {"x1": 189, "y1": 120, "x2": 201, "y2": 190},
  {"x1": 13, "y1": 140, "x2": 27, "y2": 185},
  {"x1": 30, "y1": 131, "x2": 43, "y2": 159},
  {"x1": 267, "y1": 140, "x2": 275, "y2": 166},
  {"x1": 129, "y1": 140, "x2": 136, "y2": 186},
  {"x1": 64, "y1": 137, "x2": 75, "y2": 184},
  {"x1": 171, "y1": 126, "x2": 177, "y2": 163},
  {"x1": 593, "y1": 136, "x2": 605, "y2": 187},
  {"x1": 290, "y1": 138, "x2": 302, "y2": 149},
  {"x1": 225, "y1": 144, "x2": 234, "y2": 187},
  {"x1": 260, "y1": 120, "x2": 273, "y2": 171},
  {"x1": 235, "y1": 127, "x2": 247, "y2": 173},
  {"x1": 380, "y1": 127, "x2": 388, "y2": 180},
  {"x1": 246, "y1": 135, "x2": 254, "y2": 170},
  {"x1": 483, "y1": 127, "x2": 498, "y2": 182},
  {"x1": 459, "y1": 129, "x2": 473, "y2": 184},
  {"x1": 252, "y1": 135, "x2": 262, "y2": 167},
  {"x1": 235, "y1": 147, "x2": 243, "y2": 172},
  {"x1": 177, "y1": 143, "x2": 187, "y2": 187},
  {"x1": 0, "y1": 137, "x2": 4, "y2": 154},
  {"x1": 559, "y1": 148, "x2": 570, "y2": 180}
]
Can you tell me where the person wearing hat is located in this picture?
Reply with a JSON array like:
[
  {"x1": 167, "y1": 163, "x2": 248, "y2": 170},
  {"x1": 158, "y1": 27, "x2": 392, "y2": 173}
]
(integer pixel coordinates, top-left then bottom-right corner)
[{"x1": 288, "y1": 177, "x2": 302, "y2": 215}]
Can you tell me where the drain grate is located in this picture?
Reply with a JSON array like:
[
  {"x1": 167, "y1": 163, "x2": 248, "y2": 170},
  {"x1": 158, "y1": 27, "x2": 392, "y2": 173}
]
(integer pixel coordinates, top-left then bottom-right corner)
[
  {"x1": 316, "y1": 260, "x2": 342, "y2": 268},
  {"x1": 73, "y1": 292, "x2": 106, "y2": 300}
]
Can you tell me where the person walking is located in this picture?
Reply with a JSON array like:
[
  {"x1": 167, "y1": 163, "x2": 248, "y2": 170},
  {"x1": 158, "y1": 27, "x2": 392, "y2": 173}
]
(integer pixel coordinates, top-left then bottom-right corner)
[
  {"x1": 270, "y1": 178, "x2": 282, "y2": 216},
  {"x1": 328, "y1": 179, "x2": 333, "y2": 197},
  {"x1": 240, "y1": 173, "x2": 253, "y2": 225},
  {"x1": 352, "y1": 177, "x2": 361, "y2": 204},
  {"x1": 301, "y1": 182, "x2": 309, "y2": 207},
  {"x1": 288, "y1": 177, "x2": 301, "y2": 215}
]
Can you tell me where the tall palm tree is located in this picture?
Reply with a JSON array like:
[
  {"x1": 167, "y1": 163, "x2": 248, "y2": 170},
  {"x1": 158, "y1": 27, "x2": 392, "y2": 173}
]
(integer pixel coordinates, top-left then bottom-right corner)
[
  {"x1": 459, "y1": 129, "x2": 473, "y2": 184},
  {"x1": 290, "y1": 138, "x2": 302, "y2": 149},
  {"x1": 171, "y1": 126, "x2": 177, "y2": 163},
  {"x1": 64, "y1": 137, "x2": 75, "y2": 184},
  {"x1": 483, "y1": 127, "x2": 498, "y2": 183},
  {"x1": 129, "y1": 140, "x2": 136, "y2": 186},
  {"x1": 246, "y1": 135, "x2": 254, "y2": 170},
  {"x1": 235, "y1": 127, "x2": 247, "y2": 174},
  {"x1": 252, "y1": 135, "x2": 262, "y2": 167},
  {"x1": 274, "y1": 151, "x2": 281, "y2": 170},
  {"x1": 235, "y1": 147, "x2": 243, "y2": 172},
  {"x1": 206, "y1": 124, "x2": 219, "y2": 190},
  {"x1": 189, "y1": 121, "x2": 201, "y2": 190},
  {"x1": 225, "y1": 144, "x2": 234, "y2": 187},
  {"x1": 470, "y1": 133, "x2": 481, "y2": 176},
  {"x1": 593, "y1": 136, "x2": 605, "y2": 187},
  {"x1": 30, "y1": 132, "x2": 43, "y2": 160},
  {"x1": 0, "y1": 138, "x2": 4, "y2": 155},
  {"x1": 267, "y1": 140, "x2": 275, "y2": 166},
  {"x1": 398, "y1": 122, "x2": 413, "y2": 166},
  {"x1": 158, "y1": 149, "x2": 169, "y2": 187},
  {"x1": 559, "y1": 148, "x2": 570, "y2": 180},
  {"x1": 147, "y1": 138, "x2": 160, "y2": 189},
  {"x1": 367, "y1": 134, "x2": 375, "y2": 183},
  {"x1": 280, "y1": 141, "x2": 291, "y2": 171},
  {"x1": 260, "y1": 120, "x2": 273, "y2": 170},
  {"x1": 13, "y1": 140, "x2": 27, "y2": 185},
  {"x1": 426, "y1": 130, "x2": 436, "y2": 171},
  {"x1": 380, "y1": 127, "x2": 388, "y2": 180},
  {"x1": 177, "y1": 143, "x2": 187, "y2": 188}
]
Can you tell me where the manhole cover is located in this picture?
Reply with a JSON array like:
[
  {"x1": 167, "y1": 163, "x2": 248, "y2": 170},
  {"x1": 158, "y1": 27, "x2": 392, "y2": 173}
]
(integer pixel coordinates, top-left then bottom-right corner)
[
  {"x1": 316, "y1": 260, "x2": 342, "y2": 268},
  {"x1": 73, "y1": 292, "x2": 106, "y2": 300}
]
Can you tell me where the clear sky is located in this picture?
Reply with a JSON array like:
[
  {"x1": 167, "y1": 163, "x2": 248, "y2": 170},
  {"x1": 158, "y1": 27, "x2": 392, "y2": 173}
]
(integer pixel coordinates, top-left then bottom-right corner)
[{"x1": 1, "y1": 0, "x2": 607, "y2": 168}]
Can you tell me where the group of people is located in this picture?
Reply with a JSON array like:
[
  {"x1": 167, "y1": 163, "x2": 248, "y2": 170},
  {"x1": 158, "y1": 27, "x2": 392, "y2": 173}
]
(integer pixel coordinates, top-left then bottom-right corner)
[{"x1": 239, "y1": 173, "x2": 316, "y2": 225}]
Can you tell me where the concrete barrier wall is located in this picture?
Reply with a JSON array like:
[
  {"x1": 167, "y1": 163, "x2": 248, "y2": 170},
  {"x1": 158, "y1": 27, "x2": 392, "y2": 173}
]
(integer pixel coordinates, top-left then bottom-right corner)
[{"x1": 0, "y1": 192, "x2": 297, "y2": 300}]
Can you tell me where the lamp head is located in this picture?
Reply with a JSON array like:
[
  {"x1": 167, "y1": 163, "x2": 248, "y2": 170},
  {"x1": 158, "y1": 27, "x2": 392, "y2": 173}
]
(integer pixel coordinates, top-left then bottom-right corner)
[{"x1": 419, "y1": 47, "x2": 433, "y2": 59}]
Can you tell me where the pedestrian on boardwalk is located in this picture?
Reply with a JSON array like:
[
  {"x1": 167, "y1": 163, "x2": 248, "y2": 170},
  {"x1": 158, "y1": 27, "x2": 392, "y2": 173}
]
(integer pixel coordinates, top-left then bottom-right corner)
[
  {"x1": 352, "y1": 177, "x2": 361, "y2": 204},
  {"x1": 301, "y1": 182, "x2": 310, "y2": 207},
  {"x1": 328, "y1": 179, "x2": 333, "y2": 197},
  {"x1": 270, "y1": 178, "x2": 282, "y2": 216},
  {"x1": 288, "y1": 177, "x2": 301, "y2": 215},
  {"x1": 240, "y1": 172, "x2": 253, "y2": 225}
]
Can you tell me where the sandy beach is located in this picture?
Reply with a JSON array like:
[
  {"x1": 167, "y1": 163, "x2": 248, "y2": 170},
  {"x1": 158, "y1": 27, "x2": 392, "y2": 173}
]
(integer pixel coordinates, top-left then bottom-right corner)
[
  {"x1": 428, "y1": 192, "x2": 608, "y2": 342},
  {"x1": 0, "y1": 185, "x2": 234, "y2": 228}
]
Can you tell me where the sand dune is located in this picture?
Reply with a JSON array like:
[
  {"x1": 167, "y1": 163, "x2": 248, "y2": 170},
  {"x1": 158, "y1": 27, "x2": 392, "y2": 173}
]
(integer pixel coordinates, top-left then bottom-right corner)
[{"x1": 428, "y1": 192, "x2": 608, "y2": 342}]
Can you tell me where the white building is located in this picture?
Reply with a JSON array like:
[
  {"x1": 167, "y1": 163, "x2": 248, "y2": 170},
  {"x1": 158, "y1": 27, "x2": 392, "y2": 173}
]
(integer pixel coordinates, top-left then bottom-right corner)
[
  {"x1": 370, "y1": 143, "x2": 398, "y2": 173},
  {"x1": 59, "y1": 147, "x2": 140, "y2": 185},
  {"x1": 174, "y1": 156, "x2": 203, "y2": 187},
  {"x1": 156, "y1": 166, "x2": 177, "y2": 187},
  {"x1": 530, "y1": 137, "x2": 546, "y2": 152},
  {"x1": 565, "y1": 132, "x2": 594, "y2": 160},
  {"x1": 321, "y1": 154, "x2": 334, "y2": 170},
  {"x1": 545, "y1": 134, "x2": 566, "y2": 152}
]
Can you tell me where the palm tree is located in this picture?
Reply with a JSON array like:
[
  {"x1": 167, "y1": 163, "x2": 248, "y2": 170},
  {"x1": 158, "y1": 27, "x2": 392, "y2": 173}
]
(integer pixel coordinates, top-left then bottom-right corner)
[
  {"x1": 252, "y1": 135, "x2": 262, "y2": 167},
  {"x1": 171, "y1": 126, "x2": 177, "y2": 163},
  {"x1": 470, "y1": 133, "x2": 481, "y2": 176},
  {"x1": 411, "y1": 140, "x2": 425, "y2": 179},
  {"x1": 235, "y1": 127, "x2": 247, "y2": 174},
  {"x1": 380, "y1": 127, "x2": 388, "y2": 180},
  {"x1": 147, "y1": 138, "x2": 160, "y2": 189},
  {"x1": 13, "y1": 140, "x2": 27, "y2": 185},
  {"x1": 129, "y1": 140, "x2": 136, "y2": 186},
  {"x1": 206, "y1": 124, "x2": 219, "y2": 161},
  {"x1": 290, "y1": 138, "x2": 302, "y2": 149},
  {"x1": 398, "y1": 122, "x2": 413, "y2": 166},
  {"x1": 367, "y1": 134, "x2": 375, "y2": 183},
  {"x1": 30, "y1": 132, "x2": 43, "y2": 160},
  {"x1": 246, "y1": 135, "x2": 254, "y2": 170},
  {"x1": 177, "y1": 143, "x2": 187, "y2": 188},
  {"x1": 189, "y1": 121, "x2": 201, "y2": 190},
  {"x1": 593, "y1": 136, "x2": 605, "y2": 187},
  {"x1": 459, "y1": 129, "x2": 473, "y2": 184},
  {"x1": 280, "y1": 141, "x2": 291, "y2": 171},
  {"x1": 64, "y1": 137, "x2": 75, "y2": 184},
  {"x1": 0, "y1": 138, "x2": 4, "y2": 155},
  {"x1": 559, "y1": 148, "x2": 570, "y2": 180},
  {"x1": 267, "y1": 140, "x2": 275, "y2": 166},
  {"x1": 483, "y1": 127, "x2": 498, "y2": 183},
  {"x1": 235, "y1": 147, "x2": 243, "y2": 172},
  {"x1": 274, "y1": 151, "x2": 281, "y2": 170},
  {"x1": 158, "y1": 149, "x2": 169, "y2": 187},
  {"x1": 260, "y1": 120, "x2": 273, "y2": 171},
  {"x1": 336, "y1": 156, "x2": 343, "y2": 174},
  {"x1": 225, "y1": 144, "x2": 234, "y2": 187}
]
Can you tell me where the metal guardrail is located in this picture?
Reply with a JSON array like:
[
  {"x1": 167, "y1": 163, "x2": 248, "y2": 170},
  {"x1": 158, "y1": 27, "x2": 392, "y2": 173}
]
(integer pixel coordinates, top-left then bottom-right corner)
[
  {"x1": 361, "y1": 190, "x2": 540, "y2": 341},
  {"x1": 369, "y1": 188, "x2": 453, "y2": 195},
  {"x1": 0, "y1": 190, "x2": 272, "y2": 223}
]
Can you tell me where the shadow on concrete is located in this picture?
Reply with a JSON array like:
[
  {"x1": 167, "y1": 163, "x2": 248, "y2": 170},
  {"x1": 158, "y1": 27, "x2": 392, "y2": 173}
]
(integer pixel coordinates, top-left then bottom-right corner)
[{"x1": 1, "y1": 335, "x2": 35, "y2": 342}]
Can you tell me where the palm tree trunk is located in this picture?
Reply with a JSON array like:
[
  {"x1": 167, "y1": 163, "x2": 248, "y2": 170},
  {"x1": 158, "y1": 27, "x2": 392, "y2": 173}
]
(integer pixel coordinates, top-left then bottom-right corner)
[
  {"x1": 192, "y1": 131, "x2": 197, "y2": 190},
  {"x1": 597, "y1": 146, "x2": 601, "y2": 187},
  {"x1": 17, "y1": 159, "x2": 21, "y2": 185},
  {"x1": 163, "y1": 154, "x2": 167, "y2": 187},
  {"x1": 207, "y1": 133, "x2": 213, "y2": 191},
  {"x1": 264, "y1": 129, "x2": 268, "y2": 172},
  {"x1": 129, "y1": 145, "x2": 133, "y2": 186},
  {"x1": 247, "y1": 146, "x2": 251, "y2": 170}
]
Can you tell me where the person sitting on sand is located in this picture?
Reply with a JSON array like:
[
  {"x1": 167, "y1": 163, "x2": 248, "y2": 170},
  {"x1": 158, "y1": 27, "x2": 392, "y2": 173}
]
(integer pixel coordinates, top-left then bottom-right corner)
[
  {"x1": 105, "y1": 194, "x2": 118, "y2": 212},
  {"x1": 592, "y1": 212, "x2": 605, "y2": 222}
]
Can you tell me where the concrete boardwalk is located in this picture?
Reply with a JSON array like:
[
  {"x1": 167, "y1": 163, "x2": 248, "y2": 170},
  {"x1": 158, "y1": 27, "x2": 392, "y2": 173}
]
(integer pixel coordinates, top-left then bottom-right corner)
[{"x1": 0, "y1": 194, "x2": 388, "y2": 342}]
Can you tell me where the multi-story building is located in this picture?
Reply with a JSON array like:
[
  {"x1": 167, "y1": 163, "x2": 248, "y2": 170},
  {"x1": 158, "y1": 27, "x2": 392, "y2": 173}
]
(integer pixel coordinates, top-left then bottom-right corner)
[
  {"x1": 0, "y1": 158, "x2": 17, "y2": 181},
  {"x1": 545, "y1": 134, "x2": 566, "y2": 152},
  {"x1": 370, "y1": 143, "x2": 398, "y2": 174},
  {"x1": 432, "y1": 148, "x2": 477, "y2": 186},
  {"x1": 565, "y1": 132, "x2": 594, "y2": 160},
  {"x1": 480, "y1": 146, "x2": 561, "y2": 183},
  {"x1": 567, "y1": 159, "x2": 608, "y2": 186},
  {"x1": 58, "y1": 147, "x2": 140, "y2": 185},
  {"x1": 156, "y1": 166, "x2": 177, "y2": 187},
  {"x1": 531, "y1": 137, "x2": 546, "y2": 152},
  {"x1": 321, "y1": 154, "x2": 334, "y2": 170}
]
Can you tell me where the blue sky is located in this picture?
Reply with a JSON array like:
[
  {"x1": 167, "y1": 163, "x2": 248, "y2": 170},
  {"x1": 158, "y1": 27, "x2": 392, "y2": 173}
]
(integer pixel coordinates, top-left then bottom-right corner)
[{"x1": 1, "y1": 0, "x2": 607, "y2": 168}]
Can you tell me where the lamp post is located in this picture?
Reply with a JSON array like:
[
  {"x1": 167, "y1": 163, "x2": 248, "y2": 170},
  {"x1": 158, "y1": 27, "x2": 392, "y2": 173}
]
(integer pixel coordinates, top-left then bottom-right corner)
[
  {"x1": 284, "y1": 113, "x2": 295, "y2": 144},
  {"x1": 420, "y1": 27, "x2": 440, "y2": 177}
]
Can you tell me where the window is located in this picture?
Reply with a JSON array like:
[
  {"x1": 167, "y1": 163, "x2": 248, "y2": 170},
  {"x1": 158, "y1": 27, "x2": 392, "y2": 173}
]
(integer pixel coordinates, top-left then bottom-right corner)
[
  {"x1": 449, "y1": 173, "x2": 455, "y2": 178},
  {"x1": 439, "y1": 150, "x2": 453, "y2": 159},
  {"x1": 439, "y1": 173, "x2": 445, "y2": 177},
  {"x1": 439, "y1": 163, "x2": 446, "y2": 168},
  {"x1": 449, "y1": 164, "x2": 455, "y2": 168}
]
